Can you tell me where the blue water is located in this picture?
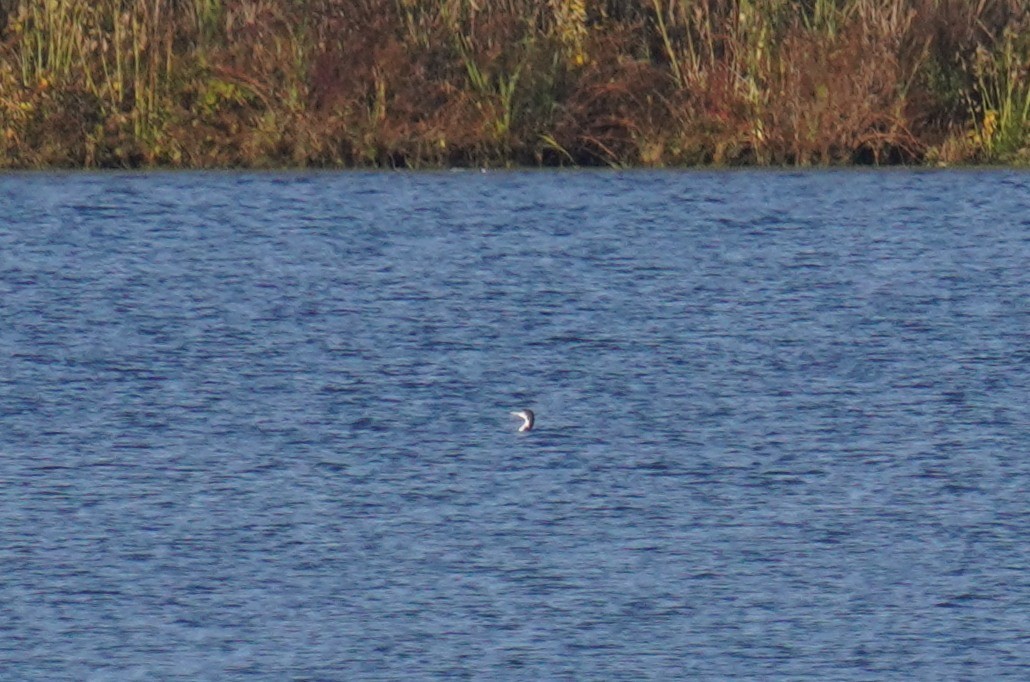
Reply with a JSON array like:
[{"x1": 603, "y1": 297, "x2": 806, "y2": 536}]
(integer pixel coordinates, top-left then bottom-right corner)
[{"x1": 1, "y1": 170, "x2": 1027, "y2": 679}]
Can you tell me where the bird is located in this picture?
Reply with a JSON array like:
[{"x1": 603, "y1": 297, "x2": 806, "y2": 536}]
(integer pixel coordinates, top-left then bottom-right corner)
[{"x1": 510, "y1": 409, "x2": 534, "y2": 432}]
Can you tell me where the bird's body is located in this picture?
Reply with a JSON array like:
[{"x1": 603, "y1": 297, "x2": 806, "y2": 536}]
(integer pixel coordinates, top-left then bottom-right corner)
[{"x1": 511, "y1": 409, "x2": 534, "y2": 432}]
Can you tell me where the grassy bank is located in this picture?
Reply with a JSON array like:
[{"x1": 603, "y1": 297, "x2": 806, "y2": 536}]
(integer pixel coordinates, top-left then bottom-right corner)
[{"x1": 0, "y1": 0, "x2": 1027, "y2": 168}]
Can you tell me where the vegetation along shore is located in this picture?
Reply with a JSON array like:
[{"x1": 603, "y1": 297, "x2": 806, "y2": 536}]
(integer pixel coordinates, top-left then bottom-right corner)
[{"x1": 0, "y1": 0, "x2": 1027, "y2": 169}]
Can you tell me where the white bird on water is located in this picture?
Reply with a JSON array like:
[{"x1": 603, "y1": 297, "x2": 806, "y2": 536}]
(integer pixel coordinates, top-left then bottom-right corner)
[{"x1": 511, "y1": 409, "x2": 534, "y2": 432}]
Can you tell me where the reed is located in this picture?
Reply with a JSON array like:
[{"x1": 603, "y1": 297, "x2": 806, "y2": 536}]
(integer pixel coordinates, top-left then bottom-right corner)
[
  {"x1": 14, "y1": 0, "x2": 89, "y2": 86},
  {"x1": 0, "y1": 0, "x2": 1027, "y2": 167},
  {"x1": 969, "y1": 23, "x2": 1030, "y2": 162}
]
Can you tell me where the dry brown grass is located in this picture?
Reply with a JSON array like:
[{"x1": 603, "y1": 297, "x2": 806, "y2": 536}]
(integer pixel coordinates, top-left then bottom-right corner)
[{"x1": 753, "y1": 19, "x2": 921, "y2": 164}]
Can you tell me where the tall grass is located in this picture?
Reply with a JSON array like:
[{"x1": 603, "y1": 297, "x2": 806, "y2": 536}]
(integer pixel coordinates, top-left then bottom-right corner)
[
  {"x1": 970, "y1": 23, "x2": 1030, "y2": 162},
  {"x1": 0, "y1": 0, "x2": 1026, "y2": 167},
  {"x1": 3, "y1": 0, "x2": 191, "y2": 164}
]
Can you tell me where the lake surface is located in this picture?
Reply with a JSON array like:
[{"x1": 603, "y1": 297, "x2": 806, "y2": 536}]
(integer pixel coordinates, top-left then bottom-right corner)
[{"x1": 1, "y1": 170, "x2": 1027, "y2": 680}]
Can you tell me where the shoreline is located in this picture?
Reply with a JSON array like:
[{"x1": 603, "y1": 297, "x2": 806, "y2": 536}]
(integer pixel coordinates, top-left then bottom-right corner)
[
  {"x1": 2, "y1": 1, "x2": 1027, "y2": 170},
  {"x1": 3, "y1": 165, "x2": 1027, "y2": 176}
]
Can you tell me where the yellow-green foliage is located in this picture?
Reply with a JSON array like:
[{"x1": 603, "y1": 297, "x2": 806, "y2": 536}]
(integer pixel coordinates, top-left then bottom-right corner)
[
  {"x1": 551, "y1": 0, "x2": 588, "y2": 67},
  {"x1": 970, "y1": 26, "x2": 1030, "y2": 162}
]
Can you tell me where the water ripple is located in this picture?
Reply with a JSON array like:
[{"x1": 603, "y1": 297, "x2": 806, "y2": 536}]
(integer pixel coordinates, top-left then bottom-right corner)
[{"x1": 0, "y1": 170, "x2": 1027, "y2": 679}]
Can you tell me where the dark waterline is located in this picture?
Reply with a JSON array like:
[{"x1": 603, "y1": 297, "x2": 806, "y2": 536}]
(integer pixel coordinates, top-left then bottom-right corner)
[{"x1": 1, "y1": 170, "x2": 1028, "y2": 679}]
